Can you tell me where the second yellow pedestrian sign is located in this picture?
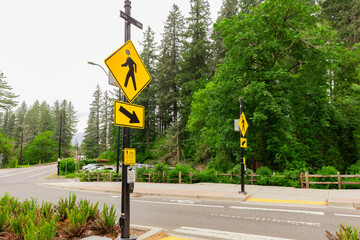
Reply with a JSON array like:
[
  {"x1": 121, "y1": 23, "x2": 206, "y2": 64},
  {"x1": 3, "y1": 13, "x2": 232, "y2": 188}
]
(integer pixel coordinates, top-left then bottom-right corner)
[
  {"x1": 114, "y1": 101, "x2": 144, "y2": 129},
  {"x1": 105, "y1": 40, "x2": 152, "y2": 103}
]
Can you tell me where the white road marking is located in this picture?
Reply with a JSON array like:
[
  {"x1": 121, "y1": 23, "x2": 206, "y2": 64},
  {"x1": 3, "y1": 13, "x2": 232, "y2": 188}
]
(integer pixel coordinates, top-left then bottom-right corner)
[
  {"x1": 131, "y1": 200, "x2": 224, "y2": 208},
  {"x1": 110, "y1": 195, "x2": 121, "y2": 198},
  {"x1": 174, "y1": 226, "x2": 294, "y2": 240},
  {"x1": 212, "y1": 214, "x2": 322, "y2": 228},
  {"x1": 7, "y1": 168, "x2": 56, "y2": 182},
  {"x1": 335, "y1": 214, "x2": 360, "y2": 218},
  {"x1": 169, "y1": 199, "x2": 196, "y2": 204},
  {"x1": 230, "y1": 206, "x2": 324, "y2": 216}
]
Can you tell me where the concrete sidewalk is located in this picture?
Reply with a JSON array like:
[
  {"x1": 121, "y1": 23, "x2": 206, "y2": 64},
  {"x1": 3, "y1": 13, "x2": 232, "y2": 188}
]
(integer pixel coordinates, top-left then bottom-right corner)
[{"x1": 42, "y1": 181, "x2": 360, "y2": 208}]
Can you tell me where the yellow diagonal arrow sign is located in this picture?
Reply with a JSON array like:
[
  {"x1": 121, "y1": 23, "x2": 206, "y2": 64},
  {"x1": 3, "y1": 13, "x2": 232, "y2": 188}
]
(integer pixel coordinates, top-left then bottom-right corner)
[{"x1": 114, "y1": 101, "x2": 144, "y2": 129}]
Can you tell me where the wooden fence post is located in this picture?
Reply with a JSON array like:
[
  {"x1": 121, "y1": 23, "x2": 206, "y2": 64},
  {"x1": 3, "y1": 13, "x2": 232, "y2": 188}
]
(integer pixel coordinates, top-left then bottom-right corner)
[
  {"x1": 300, "y1": 173, "x2": 304, "y2": 188},
  {"x1": 179, "y1": 171, "x2": 182, "y2": 184},
  {"x1": 337, "y1": 172, "x2": 342, "y2": 190},
  {"x1": 305, "y1": 171, "x2": 309, "y2": 189},
  {"x1": 251, "y1": 171, "x2": 254, "y2": 185},
  {"x1": 190, "y1": 170, "x2": 192, "y2": 184},
  {"x1": 163, "y1": 172, "x2": 165, "y2": 183},
  {"x1": 149, "y1": 174, "x2": 151, "y2": 183},
  {"x1": 88, "y1": 172, "x2": 90, "y2": 182},
  {"x1": 110, "y1": 172, "x2": 112, "y2": 182},
  {"x1": 97, "y1": 172, "x2": 100, "y2": 182}
]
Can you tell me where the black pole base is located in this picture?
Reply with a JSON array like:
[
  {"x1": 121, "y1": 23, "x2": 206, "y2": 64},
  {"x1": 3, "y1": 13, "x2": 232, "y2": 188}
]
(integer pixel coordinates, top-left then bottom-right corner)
[
  {"x1": 238, "y1": 191, "x2": 247, "y2": 195},
  {"x1": 116, "y1": 236, "x2": 137, "y2": 240}
]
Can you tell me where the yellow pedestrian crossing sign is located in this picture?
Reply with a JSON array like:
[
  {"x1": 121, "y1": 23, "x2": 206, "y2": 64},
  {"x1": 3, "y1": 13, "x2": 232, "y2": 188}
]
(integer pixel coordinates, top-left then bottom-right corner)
[
  {"x1": 238, "y1": 112, "x2": 248, "y2": 137},
  {"x1": 105, "y1": 40, "x2": 152, "y2": 103},
  {"x1": 114, "y1": 101, "x2": 145, "y2": 129}
]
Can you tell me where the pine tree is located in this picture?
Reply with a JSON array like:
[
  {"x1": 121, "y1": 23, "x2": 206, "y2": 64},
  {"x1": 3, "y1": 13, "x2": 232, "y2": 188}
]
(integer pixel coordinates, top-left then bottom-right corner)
[
  {"x1": 13, "y1": 101, "x2": 27, "y2": 140},
  {"x1": 320, "y1": 0, "x2": 360, "y2": 47},
  {"x1": 39, "y1": 101, "x2": 54, "y2": 133},
  {"x1": 100, "y1": 90, "x2": 112, "y2": 150},
  {"x1": 83, "y1": 85, "x2": 102, "y2": 158},
  {"x1": 135, "y1": 26, "x2": 158, "y2": 148},
  {"x1": 179, "y1": 0, "x2": 212, "y2": 132},
  {"x1": 0, "y1": 72, "x2": 18, "y2": 110},
  {"x1": 212, "y1": 0, "x2": 240, "y2": 72},
  {"x1": 24, "y1": 100, "x2": 41, "y2": 143},
  {"x1": 156, "y1": 5, "x2": 185, "y2": 133}
]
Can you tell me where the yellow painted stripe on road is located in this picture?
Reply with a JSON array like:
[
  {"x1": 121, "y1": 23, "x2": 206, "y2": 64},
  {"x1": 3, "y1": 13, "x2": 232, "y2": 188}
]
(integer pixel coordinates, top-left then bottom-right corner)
[
  {"x1": 160, "y1": 237, "x2": 193, "y2": 240},
  {"x1": 247, "y1": 197, "x2": 326, "y2": 205}
]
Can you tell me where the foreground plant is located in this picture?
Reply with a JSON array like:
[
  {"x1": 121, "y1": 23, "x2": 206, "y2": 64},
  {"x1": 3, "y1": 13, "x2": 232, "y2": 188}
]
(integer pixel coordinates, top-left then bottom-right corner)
[
  {"x1": 95, "y1": 203, "x2": 117, "y2": 235},
  {"x1": 326, "y1": 223, "x2": 360, "y2": 240}
]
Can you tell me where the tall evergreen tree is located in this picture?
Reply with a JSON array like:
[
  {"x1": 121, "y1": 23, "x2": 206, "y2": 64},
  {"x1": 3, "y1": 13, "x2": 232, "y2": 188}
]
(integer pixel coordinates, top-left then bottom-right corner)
[
  {"x1": 83, "y1": 85, "x2": 102, "y2": 158},
  {"x1": 179, "y1": 0, "x2": 212, "y2": 133},
  {"x1": 0, "y1": 72, "x2": 18, "y2": 110},
  {"x1": 13, "y1": 101, "x2": 27, "y2": 143},
  {"x1": 135, "y1": 26, "x2": 158, "y2": 148},
  {"x1": 39, "y1": 101, "x2": 54, "y2": 133},
  {"x1": 320, "y1": 0, "x2": 360, "y2": 47},
  {"x1": 156, "y1": 5, "x2": 185, "y2": 133},
  {"x1": 100, "y1": 90, "x2": 112, "y2": 150},
  {"x1": 24, "y1": 100, "x2": 41, "y2": 143},
  {"x1": 211, "y1": 0, "x2": 240, "y2": 72}
]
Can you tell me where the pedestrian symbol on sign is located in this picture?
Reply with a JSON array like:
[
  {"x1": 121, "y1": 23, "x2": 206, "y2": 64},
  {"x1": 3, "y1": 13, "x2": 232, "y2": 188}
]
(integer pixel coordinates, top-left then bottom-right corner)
[{"x1": 122, "y1": 49, "x2": 137, "y2": 91}]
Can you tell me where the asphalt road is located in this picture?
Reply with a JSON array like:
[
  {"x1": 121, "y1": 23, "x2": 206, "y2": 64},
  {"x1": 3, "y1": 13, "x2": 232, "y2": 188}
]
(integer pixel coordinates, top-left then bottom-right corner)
[{"x1": 1, "y1": 164, "x2": 360, "y2": 240}]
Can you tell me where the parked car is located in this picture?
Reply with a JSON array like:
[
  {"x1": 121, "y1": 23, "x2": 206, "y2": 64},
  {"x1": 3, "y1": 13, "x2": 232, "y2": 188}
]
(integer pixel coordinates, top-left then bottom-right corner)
[
  {"x1": 82, "y1": 164, "x2": 103, "y2": 171},
  {"x1": 136, "y1": 163, "x2": 153, "y2": 169}
]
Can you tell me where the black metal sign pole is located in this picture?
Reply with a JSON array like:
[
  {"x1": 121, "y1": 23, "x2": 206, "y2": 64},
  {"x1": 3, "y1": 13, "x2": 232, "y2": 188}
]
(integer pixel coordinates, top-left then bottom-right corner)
[
  {"x1": 240, "y1": 98, "x2": 246, "y2": 194},
  {"x1": 120, "y1": 1, "x2": 133, "y2": 239}
]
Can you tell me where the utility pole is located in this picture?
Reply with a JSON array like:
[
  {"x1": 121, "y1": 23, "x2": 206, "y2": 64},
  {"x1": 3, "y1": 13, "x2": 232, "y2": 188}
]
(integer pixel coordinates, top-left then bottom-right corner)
[
  {"x1": 58, "y1": 112, "x2": 62, "y2": 176},
  {"x1": 19, "y1": 124, "x2": 25, "y2": 166}
]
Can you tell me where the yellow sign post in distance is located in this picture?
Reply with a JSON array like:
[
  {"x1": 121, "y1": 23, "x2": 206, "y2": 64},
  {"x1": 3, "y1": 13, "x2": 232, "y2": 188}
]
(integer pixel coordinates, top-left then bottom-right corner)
[
  {"x1": 114, "y1": 101, "x2": 145, "y2": 129},
  {"x1": 238, "y1": 112, "x2": 248, "y2": 137},
  {"x1": 105, "y1": 40, "x2": 152, "y2": 103},
  {"x1": 240, "y1": 137, "x2": 247, "y2": 148},
  {"x1": 124, "y1": 148, "x2": 136, "y2": 165}
]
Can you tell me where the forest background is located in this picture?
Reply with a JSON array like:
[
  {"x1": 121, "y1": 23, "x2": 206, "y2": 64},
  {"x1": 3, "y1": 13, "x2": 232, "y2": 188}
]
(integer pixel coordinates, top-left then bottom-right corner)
[{"x1": 0, "y1": 0, "x2": 360, "y2": 176}]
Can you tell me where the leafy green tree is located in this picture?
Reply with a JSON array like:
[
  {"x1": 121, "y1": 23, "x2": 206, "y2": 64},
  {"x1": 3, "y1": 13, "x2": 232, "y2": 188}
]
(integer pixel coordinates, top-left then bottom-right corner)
[
  {"x1": 23, "y1": 131, "x2": 57, "y2": 165},
  {"x1": 0, "y1": 72, "x2": 18, "y2": 110},
  {"x1": 189, "y1": 0, "x2": 338, "y2": 171},
  {"x1": 0, "y1": 132, "x2": 15, "y2": 166}
]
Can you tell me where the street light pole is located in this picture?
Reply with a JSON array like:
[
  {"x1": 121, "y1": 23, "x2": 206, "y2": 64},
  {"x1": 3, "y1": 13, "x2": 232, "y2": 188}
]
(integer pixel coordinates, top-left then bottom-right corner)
[{"x1": 87, "y1": 61, "x2": 122, "y2": 175}]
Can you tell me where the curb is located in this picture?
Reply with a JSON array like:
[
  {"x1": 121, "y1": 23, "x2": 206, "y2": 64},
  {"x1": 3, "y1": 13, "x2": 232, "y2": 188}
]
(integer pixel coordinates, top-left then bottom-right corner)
[{"x1": 40, "y1": 183, "x2": 249, "y2": 202}]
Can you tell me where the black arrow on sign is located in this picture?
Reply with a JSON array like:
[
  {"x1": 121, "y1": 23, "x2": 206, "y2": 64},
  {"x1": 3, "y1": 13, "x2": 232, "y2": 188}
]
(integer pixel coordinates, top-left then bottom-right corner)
[
  {"x1": 119, "y1": 106, "x2": 140, "y2": 124},
  {"x1": 242, "y1": 140, "x2": 246, "y2": 146}
]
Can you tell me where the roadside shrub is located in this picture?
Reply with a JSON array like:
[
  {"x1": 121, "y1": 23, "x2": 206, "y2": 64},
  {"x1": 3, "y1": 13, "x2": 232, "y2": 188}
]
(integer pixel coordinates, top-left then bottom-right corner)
[
  {"x1": 65, "y1": 204, "x2": 89, "y2": 238},
  {"x1": 0, "y1": 206, "x2": 8, "y2": 231},
  {"x1": 168, "y1": 164, "x2": 193, "y2": 183},
  {"x1": 59, "y1": 158, "x2": 76, "y2": 175},
  {"x1": 150, "y1": 162, "x2": 169, "y2": 182},
  {"x1": 136, "y1": 167, "x2": 151, "y2": 182},
  {"x1": 312, "y1": 166, "x2": 338, "y2": 189},
  {"x1": 197, "y1": 168, "x2": 218, "y2": 183},
  {"x1": 9, "y1": 158, "x2": 18, "y2": 168},
  {"x1": 255, "y1": 167, "x2": 273, "y2": 185}
]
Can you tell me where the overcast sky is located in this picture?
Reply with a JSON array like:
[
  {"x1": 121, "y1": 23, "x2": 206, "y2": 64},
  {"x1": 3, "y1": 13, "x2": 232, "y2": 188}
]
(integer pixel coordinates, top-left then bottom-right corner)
[{"x1": 0, "y1": 0, "x2": 223, "y2": 142}]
